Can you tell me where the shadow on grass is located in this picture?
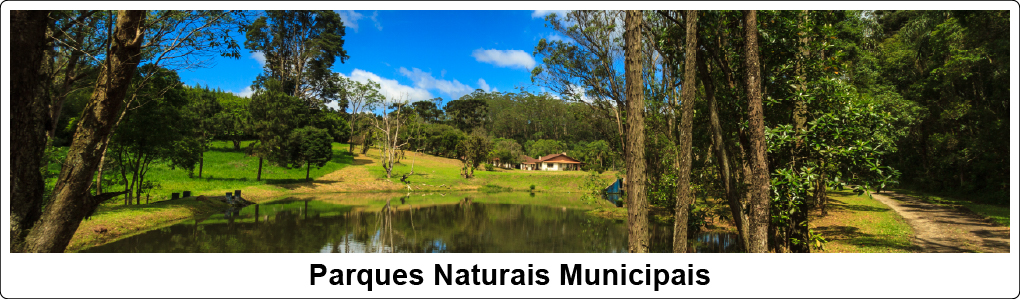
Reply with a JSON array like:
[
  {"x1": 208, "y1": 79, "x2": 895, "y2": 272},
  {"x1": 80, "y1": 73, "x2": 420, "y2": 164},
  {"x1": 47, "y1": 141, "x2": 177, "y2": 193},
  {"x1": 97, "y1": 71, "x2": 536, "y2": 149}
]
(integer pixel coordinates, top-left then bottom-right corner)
[
  {"x1": 827, "y1": 198, "x2": 891, "y2": 213},
  {"x1": 813, "y1": 225, "x2": 919, "y2": 252},
  {"x1": 270, "y1": 179, "x2": 343, "y2": 190}
]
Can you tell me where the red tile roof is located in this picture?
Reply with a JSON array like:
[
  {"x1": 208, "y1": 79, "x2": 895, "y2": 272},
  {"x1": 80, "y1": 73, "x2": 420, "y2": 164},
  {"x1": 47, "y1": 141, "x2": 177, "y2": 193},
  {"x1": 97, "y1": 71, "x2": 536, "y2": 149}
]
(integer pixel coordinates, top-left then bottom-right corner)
[{"x1": 535, "y1": 153, "x2": 583, "y2": 164}]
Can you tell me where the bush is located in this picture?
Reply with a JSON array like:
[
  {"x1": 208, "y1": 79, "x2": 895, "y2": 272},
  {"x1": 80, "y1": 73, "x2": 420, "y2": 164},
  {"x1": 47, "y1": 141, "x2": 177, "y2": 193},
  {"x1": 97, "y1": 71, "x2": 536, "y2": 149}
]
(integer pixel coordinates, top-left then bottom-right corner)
[{"x1": 484, "y1": 163, "x2": 494, "y2": 171}]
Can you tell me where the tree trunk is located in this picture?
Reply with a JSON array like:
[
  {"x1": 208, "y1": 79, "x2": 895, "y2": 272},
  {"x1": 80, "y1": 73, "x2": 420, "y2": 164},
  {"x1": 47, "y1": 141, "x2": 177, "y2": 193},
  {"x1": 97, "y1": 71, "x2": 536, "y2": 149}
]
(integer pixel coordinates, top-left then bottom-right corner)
[
  {"x1": 198, "y1": 151, "x2": 205, "y2": 178},
  {"x1": 624, "y1": 10, "x2": 649, "y2": 253},
  {"x1": 257, "y1": 157, "x2": 264, "y2": 181},
  {"x1": 817, "y1": 169, "x2": 828, "y2": 216},
  {"x1": 789, "y1": 10, "x2": 811, "y2": 253},
  {"x1": 697, "y1": 46, "x2": 747, "y2": 252},
  {"x1": 232, "y1": 139, "x2": 241, "y2": 150},
  {"x1": 306, "y1": 161, "x2": 311, "y2": 180},
  {"x1": 10, "y1": 10, "x2": 51, "y2": 251},
  {"x1": 743, "y1": 10, "x2": 771, "y2": 253},
  {"x1": 24, "y1": 10, "x2": 146, "y2": 253},
  {"x1": 672, "y1": 10, "x2": 698, "y2": 253},
  {"x1": 349, "y1": 115, "x2": 357, "y2": 153}
]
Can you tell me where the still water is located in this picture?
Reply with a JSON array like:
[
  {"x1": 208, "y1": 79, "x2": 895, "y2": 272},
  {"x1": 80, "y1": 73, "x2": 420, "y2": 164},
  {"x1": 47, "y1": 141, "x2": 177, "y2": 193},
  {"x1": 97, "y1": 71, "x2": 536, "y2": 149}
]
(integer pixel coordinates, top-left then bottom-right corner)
[{"x1": 83, "y1": 193, "x2": 738, "y2": 253}]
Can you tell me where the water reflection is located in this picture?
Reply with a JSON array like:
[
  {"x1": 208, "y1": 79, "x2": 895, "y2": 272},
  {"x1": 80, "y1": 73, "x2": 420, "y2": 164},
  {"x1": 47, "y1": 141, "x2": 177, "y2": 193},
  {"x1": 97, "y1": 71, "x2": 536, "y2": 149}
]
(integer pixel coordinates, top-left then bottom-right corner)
[{"x1": 83, "y1": 194, "x2": 739, "y2": 253}]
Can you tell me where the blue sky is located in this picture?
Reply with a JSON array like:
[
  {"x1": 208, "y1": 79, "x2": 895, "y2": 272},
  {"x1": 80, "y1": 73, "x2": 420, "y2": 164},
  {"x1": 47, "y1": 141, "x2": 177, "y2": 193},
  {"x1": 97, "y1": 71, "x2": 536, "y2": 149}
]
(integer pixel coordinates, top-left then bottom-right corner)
[{"x1": 177, "y1": 10, "x2": 571, "y2": 110}]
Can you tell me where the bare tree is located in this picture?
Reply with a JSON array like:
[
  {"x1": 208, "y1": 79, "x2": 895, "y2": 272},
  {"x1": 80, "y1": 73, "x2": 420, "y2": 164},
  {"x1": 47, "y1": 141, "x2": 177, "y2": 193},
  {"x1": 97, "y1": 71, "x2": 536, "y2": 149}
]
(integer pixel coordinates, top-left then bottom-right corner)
[{"x1": 372, "y1": 98, "x2": 408, "y2": 179}]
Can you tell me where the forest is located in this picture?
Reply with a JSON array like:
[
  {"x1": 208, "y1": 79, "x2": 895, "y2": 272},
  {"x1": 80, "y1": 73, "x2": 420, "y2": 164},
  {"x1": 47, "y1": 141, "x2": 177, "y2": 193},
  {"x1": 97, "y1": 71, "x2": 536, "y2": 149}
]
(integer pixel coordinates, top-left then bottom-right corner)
[{"x1": 9, "y1": 10, "x2": 1010, "y2": 253}]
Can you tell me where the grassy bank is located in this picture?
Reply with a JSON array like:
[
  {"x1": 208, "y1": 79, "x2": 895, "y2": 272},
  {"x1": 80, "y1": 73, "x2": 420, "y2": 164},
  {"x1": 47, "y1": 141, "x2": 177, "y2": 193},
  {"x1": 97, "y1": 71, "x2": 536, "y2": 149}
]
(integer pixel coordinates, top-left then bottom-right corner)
[
  {"x1": 887, "y1": 188, "x2": 1009, "y2": 226},
  {"x1": 360, "y1": 150, "x2": 620, "y2": 193},
  {"x1": 67, "y1": 196, "x2": 233, "y2": 252},
  {"x1": 811, "y1": 190, "x2": 916, "y2": 253},
  {"x1": 46, "y1": 140, "x2": 354, "y2": 204}
]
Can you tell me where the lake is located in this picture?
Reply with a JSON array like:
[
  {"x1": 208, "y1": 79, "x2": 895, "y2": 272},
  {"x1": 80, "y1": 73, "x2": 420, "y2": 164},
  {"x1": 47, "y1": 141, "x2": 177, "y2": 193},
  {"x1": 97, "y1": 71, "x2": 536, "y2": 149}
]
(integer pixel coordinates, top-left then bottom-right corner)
[{"x1": 82, "y1": 192, "x2": 739, "y2": 253}]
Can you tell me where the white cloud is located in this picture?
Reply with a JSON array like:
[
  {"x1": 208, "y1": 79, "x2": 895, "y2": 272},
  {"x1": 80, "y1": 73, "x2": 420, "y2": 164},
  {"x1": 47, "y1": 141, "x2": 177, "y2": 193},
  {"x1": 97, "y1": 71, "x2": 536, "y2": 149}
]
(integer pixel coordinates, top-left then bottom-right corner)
[
  {"x1": 369, "y1": 11, "x2": 382, "y2": 30},
  {"x1": 532, "y1": 10, "x2": 570, "y2": 19},
  {"x1": 340, "y1": 69, "x2": 433, "y2": 102},
  {"x1": 477, "y1": 78, "x2": 490, "y2": 92},
  {"x1": 568, "y1": 84, "x2": 593, "y2": 103},
  {"x1": 471, "y1": 49, "x2": 537, "y2": 70},
  {"x1": 232, "y1": 86, "x2": 254, "y2": 98},
  {"x1": 398, "y1": 67, "x2": 476, "y2": 99},
  {"x1": 337, "y1": 10, "x2": 382, "y2": 33},
  {"x1": 545, "y1": 33, "x2": 568, "y2": 43},
  {"x1": 250, "y1": 51, "x2": 266, "y2": 67}
]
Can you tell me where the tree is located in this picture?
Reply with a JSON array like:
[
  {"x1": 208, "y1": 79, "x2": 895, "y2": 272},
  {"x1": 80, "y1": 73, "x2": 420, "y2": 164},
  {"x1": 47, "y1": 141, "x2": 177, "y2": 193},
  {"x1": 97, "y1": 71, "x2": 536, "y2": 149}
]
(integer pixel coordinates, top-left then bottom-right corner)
[
  {"x1": 10, "y1": 10, "x2": 51, "y2": 250},
  {"x1": 624, "y1": 10, "x2": 649, "y2": 253},
  {"x1": 23, "y1": 10, "x2": 146, "y2": 253},
  {"x1": 489, "y1": 138, "x2": 523, "y2": 168},
  {"x1": 411, "y1": 98, "x2": 443, "y2": 124},
  {"x1": 286, "y1": 126, "x2": 334, "y2": 180},
  {"x1": 39, "y1": 11, "x2": 107, "y2": 141},
  {"x1": 188, "y1": 86, "x2": 224, "y2": 178},
  {"x1": 458, "y1": 131, "x2": 492, "y2": 179},
  {"x1": 372, "y1": 99, "x2": 408, "y2": 179},
  {"x1": 245, "y1": 10, "x2": 349, "y2": 105},
  {"x1": 249, "y1": 79, "x2": 308, "y2": 181},
  {"x1": 877, "y1": 11, "x2": 1008, "y2": 203},
  {"x1": 743, "y1": 10, "x2": 771, "y2": 253},
  {"x1": 336, "y1": 76, "x2": 382, "y2": 152},
  {"x1": 111, "y1": 65, "x2": 198, "y2": 204},
  {"x1": 444, "y1": 92, "x2": 490, "y2": 133},
  {"x1": 18, "y1": 10, "x2": 245, "y2": 252},
  {"x1": 525, "y1": 139, "x2": 567, "y2": 158},
  {"x1": 671, "y1": 10, "x2": 698, "y2": 253},
  {"x1": 214, "y1": 90, "x2": 251, "y2": 150},
  {"x1": 533, "y1": 11, "x2": 630, "y2": 158}
]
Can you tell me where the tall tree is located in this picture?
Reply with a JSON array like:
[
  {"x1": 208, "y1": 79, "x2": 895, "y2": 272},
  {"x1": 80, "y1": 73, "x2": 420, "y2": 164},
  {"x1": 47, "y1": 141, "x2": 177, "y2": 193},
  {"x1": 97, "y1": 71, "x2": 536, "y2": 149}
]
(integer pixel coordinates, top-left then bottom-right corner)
[
  {"x1": 444, "y1": 91, "x2": 490, "y2": 133},
  {"x1": 245, "y1": 10, "x2": 349, "y2": 106},
  {"x1": 23, "y1": 10, "x2": 146, "y2": 253},
  {"x1": 336, "y1": 76, "x2": 382, "y2": 153},
  {"x1": 112, "y1": 66, "x2": 198, "y2": 204},
  {"x1": 672, "y1": 10, "x2": 698, "y2": 253},
  {"x1": 10, "y1": 10, "x2": 51, "y2": 250},
  {"x1": 624, "y1": 10, "x2": 649, "y2": 253},
  {"x1": 40, "y1": 11, "x2": 107, "y2": 141},
  {"x1": 249, "y1": 79, "x2": 307, "y2": 181},
  {"x1": 532, "y1": 10, "x2": 629, "y2": 157},
  {"x1": 742, "y1": 10, "x2": 770, "y2": 253},
  {"x1": 189, "y1": 86, "x2": 224, "y2": 178},
  {"x1": 695, "y1": 24, "x2": 748, "y2": 250}
]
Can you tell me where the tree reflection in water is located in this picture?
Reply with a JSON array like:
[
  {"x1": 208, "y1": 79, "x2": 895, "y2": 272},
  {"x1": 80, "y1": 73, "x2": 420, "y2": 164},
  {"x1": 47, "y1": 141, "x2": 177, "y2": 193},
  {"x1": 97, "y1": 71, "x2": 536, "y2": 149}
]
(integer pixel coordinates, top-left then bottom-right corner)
[{"x1": 83, "y1": 194, "x2": 738, "y2": 253}]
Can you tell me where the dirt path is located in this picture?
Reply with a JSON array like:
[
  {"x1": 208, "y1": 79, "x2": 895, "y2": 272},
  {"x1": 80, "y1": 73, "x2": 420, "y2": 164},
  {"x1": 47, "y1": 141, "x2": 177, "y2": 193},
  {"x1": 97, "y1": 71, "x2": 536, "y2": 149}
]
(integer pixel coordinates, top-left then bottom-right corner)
[{"x1": 869, "y1": 191, "x2": 1009, "y2": 253}]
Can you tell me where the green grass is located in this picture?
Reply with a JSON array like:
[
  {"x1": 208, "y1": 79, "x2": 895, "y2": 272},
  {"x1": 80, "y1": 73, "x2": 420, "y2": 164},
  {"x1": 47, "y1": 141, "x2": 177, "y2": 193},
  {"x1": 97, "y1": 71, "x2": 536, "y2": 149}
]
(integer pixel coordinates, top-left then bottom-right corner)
[
  {"x1": 362, "y1": 150, "x2": 618, "y2": 193},
  {"x1": 811, "y1": 190, "x2": 916, "y2": 253},
  {"x1": 888, "y1": 188, "x2": 1010, "y2": 226},
  {"x1": 47, "y1": 140, "x2": 353, "y2": 205},
  {"x1": 67, "y1": 196, "x2": 233, "y2": 252}
]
